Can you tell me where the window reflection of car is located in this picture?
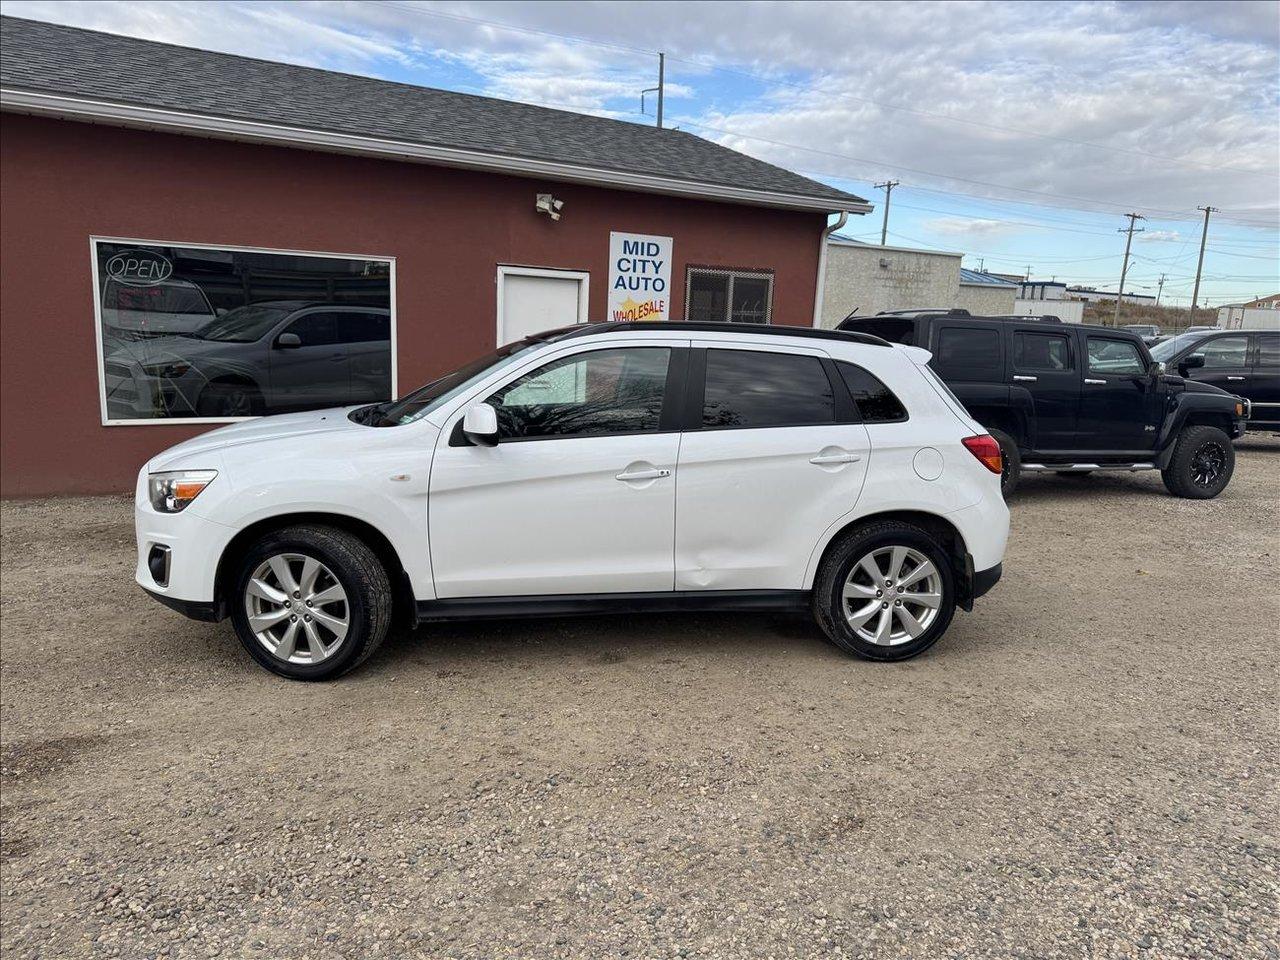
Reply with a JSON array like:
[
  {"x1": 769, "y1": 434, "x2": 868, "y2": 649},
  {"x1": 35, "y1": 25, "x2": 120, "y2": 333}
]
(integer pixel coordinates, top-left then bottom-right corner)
[
  {"x1": 103, "y1": 301, "x2": 391, "y2": 420},
  {"x1": 101, "y1": 277, "x2": 217, "y2": 343}
]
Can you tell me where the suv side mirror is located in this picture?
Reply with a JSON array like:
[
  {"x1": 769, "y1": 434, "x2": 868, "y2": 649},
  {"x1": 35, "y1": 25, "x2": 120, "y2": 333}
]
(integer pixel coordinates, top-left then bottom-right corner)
[
  {"x1": 1148, "y1": 360, "x2": 1166, "y2": 377},
  {"x1": 462, "y1": 403, "x2": 499, "y2": 447},
  {"x1": 274, "y1": 332, "x2": 302, "y2": 350},
  {"x1": 1179, "y1": 353, "x2": 1205, "y2": 375}
]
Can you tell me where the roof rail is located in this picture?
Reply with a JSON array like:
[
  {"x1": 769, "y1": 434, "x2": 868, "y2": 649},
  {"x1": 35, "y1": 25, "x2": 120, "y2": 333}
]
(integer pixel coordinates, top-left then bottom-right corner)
[{"x1": 554, "y1": 320, "x2": 891, "y2": 347}]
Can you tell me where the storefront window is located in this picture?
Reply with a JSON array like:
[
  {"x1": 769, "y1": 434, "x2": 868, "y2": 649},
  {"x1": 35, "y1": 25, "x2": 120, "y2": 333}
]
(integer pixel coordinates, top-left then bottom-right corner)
[{"x1": 94, "y1": 240, "x2": 393, "y2": 422}]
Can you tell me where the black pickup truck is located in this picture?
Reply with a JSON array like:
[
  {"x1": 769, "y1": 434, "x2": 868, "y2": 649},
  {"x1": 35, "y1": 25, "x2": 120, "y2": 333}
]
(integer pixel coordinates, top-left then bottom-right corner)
[{"x1": 837, "y1": 310, "x2": 1250, "y2": 498}]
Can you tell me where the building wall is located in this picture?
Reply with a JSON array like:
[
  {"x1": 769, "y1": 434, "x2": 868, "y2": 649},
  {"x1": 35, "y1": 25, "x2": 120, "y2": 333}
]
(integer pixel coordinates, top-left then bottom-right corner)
[
  {"x1": 820, "y1": 244, "x2": 961, "y2": 328},
  {"x1": 0, "y1": 114, "x2": 829, "y2": 496},
  {"x1": 1014, "y1": 298, "x2": 1084, "y2": 323},
  {"x1": 955, "y1": 284, "x2": 1016, "y2": 315}
]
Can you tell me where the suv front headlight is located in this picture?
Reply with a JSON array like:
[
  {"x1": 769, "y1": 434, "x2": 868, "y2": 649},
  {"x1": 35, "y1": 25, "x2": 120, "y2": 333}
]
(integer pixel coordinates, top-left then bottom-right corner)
[{"x1": 148, "y1": 470, "x2": 217, "y2": 513}]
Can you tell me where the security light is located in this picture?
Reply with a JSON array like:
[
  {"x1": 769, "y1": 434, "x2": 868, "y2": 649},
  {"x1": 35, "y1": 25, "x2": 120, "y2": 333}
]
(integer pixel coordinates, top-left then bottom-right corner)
[{"x1": 535, "y1": 193, "x2": 564, "y2": 221}]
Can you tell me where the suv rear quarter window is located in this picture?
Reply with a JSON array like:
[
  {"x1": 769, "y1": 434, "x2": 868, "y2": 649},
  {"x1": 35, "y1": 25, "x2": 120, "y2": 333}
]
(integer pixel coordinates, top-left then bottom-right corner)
[
  {"x1": 836, "y1": 362, "x2": 908, "y2": 422},
  {"x1": 933, "y1": 326, "x2": 1002, "y2": 382}
]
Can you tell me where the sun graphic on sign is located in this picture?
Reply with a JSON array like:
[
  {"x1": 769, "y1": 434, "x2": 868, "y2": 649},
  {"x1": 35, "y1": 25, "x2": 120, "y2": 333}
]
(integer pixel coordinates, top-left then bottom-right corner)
[{"x1": 619, "y1": 297, "x2": 644, "y2": 313}]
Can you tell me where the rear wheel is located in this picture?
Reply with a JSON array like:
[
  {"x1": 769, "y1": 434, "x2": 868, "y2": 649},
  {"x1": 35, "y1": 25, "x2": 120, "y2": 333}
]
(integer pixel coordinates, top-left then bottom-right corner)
[
  {"x1": 230, "y1": 525, "x2": 392, "y2": 680},
  {"x1": 813, "y1": 521, "x2": 957, "y2": 662},
  {"x1": 988, "y1": 429, "x2": 1020, "y2": 499},
  {"x1": 1161, "y1": 425, "x2": 1235, "y2": 499}
]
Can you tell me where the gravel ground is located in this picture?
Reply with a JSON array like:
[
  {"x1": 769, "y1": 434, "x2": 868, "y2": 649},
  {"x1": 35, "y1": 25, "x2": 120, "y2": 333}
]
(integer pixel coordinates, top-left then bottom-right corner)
[{"x1": 2, "y1": 437, "x2": 1278, "y2": 960}]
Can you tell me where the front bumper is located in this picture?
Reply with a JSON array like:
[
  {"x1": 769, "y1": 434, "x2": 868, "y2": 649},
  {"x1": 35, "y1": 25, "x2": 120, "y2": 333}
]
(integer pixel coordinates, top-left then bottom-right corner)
[
  {"x1": 134, "y1": 468, "x2": 234, "y2": 609},
  {"x1": 141, "y1": 587, "x2": 223, "y2": 622}
]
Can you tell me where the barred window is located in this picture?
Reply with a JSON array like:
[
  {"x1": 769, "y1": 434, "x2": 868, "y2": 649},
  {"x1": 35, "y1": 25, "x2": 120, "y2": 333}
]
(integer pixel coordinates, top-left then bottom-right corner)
[{"x1": 685, "y1": 268, "x2": 773, "y2": 324}]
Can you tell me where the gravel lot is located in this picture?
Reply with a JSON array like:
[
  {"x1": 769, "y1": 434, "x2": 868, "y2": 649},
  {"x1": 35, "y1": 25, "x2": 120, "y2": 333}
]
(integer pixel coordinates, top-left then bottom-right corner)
[{"x1": 2, "y1": 437, "x2": 1277, "y2": 960}]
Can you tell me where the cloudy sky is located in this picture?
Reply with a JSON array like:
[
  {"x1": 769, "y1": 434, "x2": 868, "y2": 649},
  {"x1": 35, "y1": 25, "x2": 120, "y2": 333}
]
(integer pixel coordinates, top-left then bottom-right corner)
[{"x1": 6, "y1": 0, "x2": 1278, "y2": 306}]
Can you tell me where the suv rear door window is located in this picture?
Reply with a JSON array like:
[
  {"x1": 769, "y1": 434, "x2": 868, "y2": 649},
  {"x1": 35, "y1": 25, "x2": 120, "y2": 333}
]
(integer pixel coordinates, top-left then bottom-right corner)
[
  {"x1": 702, "y1": 349, "x2": 834, "y2": 428},
  {"x1": 1086, "y1": 337, "x2": 1145, "y2": 375},
  {"x1": 1013, "y1": 332, "x2": 1072, "y2": 371},
  {"x1": 1257, "y1": 333, "x2": 1280, "y2": 367},
  {"x1": 934, "y1": 327, "x2": 1002, "y2": 381}
]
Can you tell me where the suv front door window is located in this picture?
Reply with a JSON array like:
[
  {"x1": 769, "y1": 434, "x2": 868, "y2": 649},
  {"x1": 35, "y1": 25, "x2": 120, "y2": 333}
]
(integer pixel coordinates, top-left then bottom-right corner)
[
  {"x1": 427, "y1": 344, "x2": 683, "y2": 598},
  {"x1": 1181, "y1": 334, "x2": 1252, "y2": 399}
]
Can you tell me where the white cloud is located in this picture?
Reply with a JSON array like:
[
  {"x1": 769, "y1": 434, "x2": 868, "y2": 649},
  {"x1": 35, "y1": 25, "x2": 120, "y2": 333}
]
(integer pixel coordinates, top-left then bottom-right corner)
[
  {"x1": 1138, "y1": 230, "x2": 1184, "y2": 243},
  {"x1": 4, "y1": 0, "x2": 1277, "y2": 226},
  {"x1": 923, "y1": 217, "x2": 1021, "y2": 238}
]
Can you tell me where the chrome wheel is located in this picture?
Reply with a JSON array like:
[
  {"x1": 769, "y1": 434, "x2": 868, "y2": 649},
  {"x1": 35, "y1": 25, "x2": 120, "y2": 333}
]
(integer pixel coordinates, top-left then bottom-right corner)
[
  {"x1": 244, "y1": 553, "x2": 349, "y2": 664},
  {"x1": 842, "y1": 545, "x2": 943, "y2": 646}
]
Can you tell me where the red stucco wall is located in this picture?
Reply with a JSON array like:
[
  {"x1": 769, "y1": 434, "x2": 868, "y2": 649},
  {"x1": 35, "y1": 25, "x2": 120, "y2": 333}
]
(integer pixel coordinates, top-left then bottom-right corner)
[{"x1": 0, "y1": 114, "x2": 829, "y2": 496}]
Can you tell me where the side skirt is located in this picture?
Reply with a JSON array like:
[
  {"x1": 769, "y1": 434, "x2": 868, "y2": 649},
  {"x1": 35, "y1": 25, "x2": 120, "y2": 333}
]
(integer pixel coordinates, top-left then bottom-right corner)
[{"x1": 416, "y1": 590, "x2": 811, "y2": 623}]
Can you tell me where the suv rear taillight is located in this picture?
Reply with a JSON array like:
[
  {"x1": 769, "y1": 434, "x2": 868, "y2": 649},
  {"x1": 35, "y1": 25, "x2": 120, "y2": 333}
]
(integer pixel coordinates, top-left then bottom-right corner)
[{"x1": 962, "y1": 434, "x2": 1003, "y2": 474}]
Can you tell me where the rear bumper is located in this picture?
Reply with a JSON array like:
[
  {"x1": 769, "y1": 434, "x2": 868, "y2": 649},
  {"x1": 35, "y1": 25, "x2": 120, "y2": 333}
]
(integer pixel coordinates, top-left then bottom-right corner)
[{"x1": 972, "y1": 562, "x2": 1002, "y2": 600}]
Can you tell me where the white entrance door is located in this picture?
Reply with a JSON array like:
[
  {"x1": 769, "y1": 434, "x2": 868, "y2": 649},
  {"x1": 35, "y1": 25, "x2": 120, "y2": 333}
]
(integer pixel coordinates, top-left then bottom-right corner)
[{"x1": 497, "y1": 266, "x2": 589, "y2": 345}]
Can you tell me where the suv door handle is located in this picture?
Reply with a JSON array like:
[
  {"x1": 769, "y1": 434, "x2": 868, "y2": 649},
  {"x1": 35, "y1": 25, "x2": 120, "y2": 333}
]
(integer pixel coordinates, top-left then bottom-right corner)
[
  {"x1": 615, "y1": 467, "x2": 670, "y2": 482},
  {"x1": 1227, "y1": 376, "x2": 1245, "y2": 381},
  {"x1": 809, "y1": 452, "x2": 862, "y2": 465},
  {"x1": 1084, "y1": 378, "x2": 1106, "y2": 385},
  {"x1": 1013, "y1": 375, "x2": 1038, "y2": 382}
]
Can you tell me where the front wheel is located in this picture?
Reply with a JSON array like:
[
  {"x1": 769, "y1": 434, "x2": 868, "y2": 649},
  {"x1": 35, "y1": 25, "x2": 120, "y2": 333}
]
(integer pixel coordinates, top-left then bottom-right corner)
[
  {"x1": 230, "y1": 525, "x2": 392, "y2": 680},
  {"x1": 1161, "y1": 425, "x2": 1235, "y2": 499},
  {"x1": 812, "y1": 521, "x2": 957, "y2": 662}
]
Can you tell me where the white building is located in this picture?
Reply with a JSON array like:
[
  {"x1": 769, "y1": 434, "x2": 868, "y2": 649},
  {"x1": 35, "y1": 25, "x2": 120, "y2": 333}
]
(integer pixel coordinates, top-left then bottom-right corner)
[
  {"x1": 1219, "y1": 294, "x2": 1280, "y2": 330},
  {"x1": 819, "y1": 236, "x2": 1015, "y2": 327},
  {"x1": 1013, "y1": 280, "x2": 1085, "y2": 323},
  {"x1": 1066, "y1": 286, "x2": 1155, "y2": 305}
]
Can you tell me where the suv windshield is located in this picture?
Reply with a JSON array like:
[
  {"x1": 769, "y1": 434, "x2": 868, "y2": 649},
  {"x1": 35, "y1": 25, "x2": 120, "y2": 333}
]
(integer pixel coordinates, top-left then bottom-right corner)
[
  {"x1": 356, "y1": 338, "x2": 543, "y2": 427},
  {"x1": 191, "y1": 305, "x2": 294, "y2": 343},
  {"x1": 1150, "y1": 330, "x2": 1214, "y2": 361}
]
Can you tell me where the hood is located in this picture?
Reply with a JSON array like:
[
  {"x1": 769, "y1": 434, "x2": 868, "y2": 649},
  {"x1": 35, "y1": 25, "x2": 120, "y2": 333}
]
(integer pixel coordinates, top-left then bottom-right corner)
[
  {"x1": 148, "y1": 407, "x2": 365, "y2": 471},
  {"x1": 1174, "y1": 377, "x2": 1234, "y2": 398}
]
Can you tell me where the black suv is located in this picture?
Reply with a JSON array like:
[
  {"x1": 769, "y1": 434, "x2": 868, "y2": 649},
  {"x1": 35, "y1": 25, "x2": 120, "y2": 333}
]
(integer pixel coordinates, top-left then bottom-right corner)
[
  {"x1": 1150, "y1": 329, "x2": 1279, "y2": 432},
  {"x1": 838, "y1": 311, "x2": 1249, "y2": 498}
]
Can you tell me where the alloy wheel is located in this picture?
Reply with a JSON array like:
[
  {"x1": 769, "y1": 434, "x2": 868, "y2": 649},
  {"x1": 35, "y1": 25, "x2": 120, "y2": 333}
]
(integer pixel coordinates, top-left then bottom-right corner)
[
  {"x1": 842, "y1": 545, "x2": 943, "y2": 646},
  {"x1": 1191, "y1": 441, "x2": 1227, "y2": 488},
  {"x1": 244, "y1": 553, "x2": 350, "y2": 664}
]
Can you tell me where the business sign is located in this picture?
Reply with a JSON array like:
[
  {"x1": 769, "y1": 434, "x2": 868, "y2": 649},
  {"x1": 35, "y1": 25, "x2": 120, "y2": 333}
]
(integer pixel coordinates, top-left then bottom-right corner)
[
  {"x1": 104, "y1": 249, "x2": 174, "y2": 287},
  {"x1": 608, "y1": 232, "x2": 673, "y2": 322}
]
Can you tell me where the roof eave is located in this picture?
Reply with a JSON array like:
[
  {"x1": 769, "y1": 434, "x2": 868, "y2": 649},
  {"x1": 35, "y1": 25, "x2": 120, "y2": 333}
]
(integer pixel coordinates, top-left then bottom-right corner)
[{"x1": 1, "y1": 87, "x2": 872, "y2": 215}]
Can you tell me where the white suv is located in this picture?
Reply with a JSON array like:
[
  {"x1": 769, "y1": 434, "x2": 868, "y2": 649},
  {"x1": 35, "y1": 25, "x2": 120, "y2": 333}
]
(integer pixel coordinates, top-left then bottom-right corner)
[{"x1": 135, "y1": 322, "x2": 1009, "y2": 680}]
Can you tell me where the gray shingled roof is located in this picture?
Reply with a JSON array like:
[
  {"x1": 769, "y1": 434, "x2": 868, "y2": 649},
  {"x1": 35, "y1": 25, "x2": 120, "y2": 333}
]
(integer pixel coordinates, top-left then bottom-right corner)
[{"x1": 0, "y1": 16, "x2": 866, "y2": 210}]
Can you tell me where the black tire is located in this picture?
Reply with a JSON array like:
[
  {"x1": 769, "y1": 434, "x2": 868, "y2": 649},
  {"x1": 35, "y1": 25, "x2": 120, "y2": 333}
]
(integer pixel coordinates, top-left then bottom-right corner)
[
  {"x1": 1161, "y1": 425, "x2": 1235, "y2": 499},
  {"x1": 230, "y1": 525, "x2": 392, "y2": 680},
  {"x1": 988, "y1": 428, "x2": 1021, "y2": 499},
  {"x1": 196, "y1": 381, "x2": 264, "y2": 417},
  {"x1": 812, "y1": 520, "x2": 958, "y2": 662}
]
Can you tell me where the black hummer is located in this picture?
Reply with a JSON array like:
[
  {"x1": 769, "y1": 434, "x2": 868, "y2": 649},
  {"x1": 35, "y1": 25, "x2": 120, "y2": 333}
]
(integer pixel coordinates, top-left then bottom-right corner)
[{"x1": 838, "y1": 310, "x2": 1250, "y2": 498}]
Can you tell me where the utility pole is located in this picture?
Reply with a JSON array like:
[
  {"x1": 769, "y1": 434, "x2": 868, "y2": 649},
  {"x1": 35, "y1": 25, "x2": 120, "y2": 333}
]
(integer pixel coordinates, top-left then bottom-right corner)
[
  {"x1": 1189, "y1": 205, "x2": 1217, "y2": 322},
  {"x1": 977, "y1": 258, "x2": 984, "y2": 272},
  {"x1": 1114, "y1": 212, "x2": 1145, "y2": 325},
  {"x1": 875, "y1": 180, "x2": 899, "y2": 246},
  {"x1": 1025, "y1": 265, "x2": 1032, "y2": 281},
  {"x1": 641, "y1": 52, "x2": 665, "y2": 128},
  {"x1": 1155, "y1": 273, "x2": 1167, "y2": 306}
]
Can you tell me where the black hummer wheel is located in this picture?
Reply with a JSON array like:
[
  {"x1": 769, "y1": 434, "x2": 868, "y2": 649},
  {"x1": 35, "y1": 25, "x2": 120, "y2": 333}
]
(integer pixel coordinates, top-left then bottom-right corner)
[
  {"x1": 988, "y1": 429, "x2": 1020, "y2": 498},
  {"x1": 1161, "y1": 425, "x2": 1235, "y2": 499}
]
